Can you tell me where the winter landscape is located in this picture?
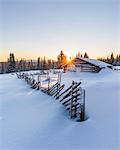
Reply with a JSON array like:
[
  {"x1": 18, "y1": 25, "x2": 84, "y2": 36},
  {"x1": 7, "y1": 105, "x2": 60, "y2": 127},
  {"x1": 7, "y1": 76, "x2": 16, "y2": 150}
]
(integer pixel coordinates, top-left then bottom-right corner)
[
  {"x1": 0, "y1": 0, "x2": 120, "y2": 150},
  {"x1": 0, "y1": 66, "x2": 120, "y2": 150}
]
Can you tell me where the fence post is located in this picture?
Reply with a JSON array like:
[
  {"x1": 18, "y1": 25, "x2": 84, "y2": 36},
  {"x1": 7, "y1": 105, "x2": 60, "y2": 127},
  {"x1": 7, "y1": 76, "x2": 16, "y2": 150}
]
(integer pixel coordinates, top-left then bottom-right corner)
[
  {"x1": 74, "y1": 82, "x2": 77, "y2": 118},
  {"x1": 80, "y1": 89, "x2": 85, "y2": 121},
  {"x1": 31, "y1": 74, "x2": 34, "y2": 80},
  {"x1": 39, "y1": 74, "x2": 41, "y2": 88},
  {"x1": 70, "y1": 81, "x2": 74, "y2": 118},
  {"x1": 56, "y1": 83, "x2": 60, "y2": 99},
  {"x1": 58, "y1": 72, "x2": 61, "y2": 83},
  {"x1": 38, "y1": 74, "x2": 40, "y2": 82},
  {"x1": 37, "y1": 74, "x2": 41, "y2": 90},
  {"x1": 48, "y1": 76, "x2": 50, "y2": 94},
  {"x1": 56, "y1": 72, "x2": 61, "y2": 99}
]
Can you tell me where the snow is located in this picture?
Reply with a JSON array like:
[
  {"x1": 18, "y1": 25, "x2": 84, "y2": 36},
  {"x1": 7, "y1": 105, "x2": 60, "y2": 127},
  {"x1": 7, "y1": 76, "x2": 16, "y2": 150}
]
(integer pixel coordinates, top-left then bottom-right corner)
[
  {"x1": 0, "y1": 69, "x2": 120, "y2": 150},
  {"x1": 76, "y1": 57, "x2": 112, "y2": 68},
  {"x1": 113, "y1": 66, "x2": 120, "y2": 70}
]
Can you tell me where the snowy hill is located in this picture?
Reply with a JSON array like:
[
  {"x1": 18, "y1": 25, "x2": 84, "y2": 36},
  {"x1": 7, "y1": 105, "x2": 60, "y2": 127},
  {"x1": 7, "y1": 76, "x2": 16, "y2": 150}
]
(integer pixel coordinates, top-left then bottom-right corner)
[{"x1": 0, "y1": 69, "x2": 120, "y2": 150}]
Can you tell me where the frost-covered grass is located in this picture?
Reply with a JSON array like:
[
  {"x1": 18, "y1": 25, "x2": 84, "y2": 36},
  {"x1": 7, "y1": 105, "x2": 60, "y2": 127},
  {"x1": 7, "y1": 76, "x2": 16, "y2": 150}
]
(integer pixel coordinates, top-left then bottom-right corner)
[{"x1": 0, "y1": 69, "x2": 120, "y2": 150}]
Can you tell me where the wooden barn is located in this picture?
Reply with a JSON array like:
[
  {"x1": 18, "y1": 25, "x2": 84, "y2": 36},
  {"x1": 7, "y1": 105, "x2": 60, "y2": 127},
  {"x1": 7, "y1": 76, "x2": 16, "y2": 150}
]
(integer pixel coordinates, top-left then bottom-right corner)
[{"x1": 73, "y1": 57, "x2": 112, "y2": 73}]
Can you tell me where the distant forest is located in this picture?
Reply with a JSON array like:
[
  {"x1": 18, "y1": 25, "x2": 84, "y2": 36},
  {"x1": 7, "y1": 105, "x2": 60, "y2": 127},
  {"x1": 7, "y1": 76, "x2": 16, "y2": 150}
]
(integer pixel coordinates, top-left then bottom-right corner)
[{"x1": 0, "y1": 51, "x2": 120, "y2": 74}]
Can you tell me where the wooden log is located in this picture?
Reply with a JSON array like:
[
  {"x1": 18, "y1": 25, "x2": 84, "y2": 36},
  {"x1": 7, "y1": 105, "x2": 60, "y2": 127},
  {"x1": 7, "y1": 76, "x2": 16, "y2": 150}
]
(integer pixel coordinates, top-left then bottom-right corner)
[
  {"x1": 60, "y1": 91, "x2": 80, "y2": 103},
  {"x1": 62, "y1": 91, "x2": 80, "y2": 105},
  {"x1": 40, "y1": 87, "x2": 48, "y2": 92},
  {"x1": 49, "y1": 83, "x2": 59, "y2": 93},
  {"x1": 58, "y1": 72, "x2": 61, "y2": 83},
  {"x1": 54, "y1": 84, "x2": 65, "y2": 97},
  {"x1": 59, "y1": 91, "x2": 71, "y2": 102},
  {"x1": 30, "y1": 79, "x2": 35, "y2": 85},
  {"x1": 70, "y1": 81, "x2": 74, "y2": 118},
  {"x1": 57, "y1": 81, "x2": 81, "y2": 99},
  {"x1": 41, "y1": 83, "x2": 58, "y2": 93},
  {"x1": 48, "y1": 82, "x2": 59, "y2": 93},
  {"x1": 48, "y1": 83, "x2": 60, "y2": 95},
  {"x1": 55, "y1": 83, "x2": 60, "y2": 98},
  {"x1": 57, "y1": 85, "x2": 72, "y2": 99},
  {"x1": 36, "y1": 82, "x2": 41, "y2": 90},
  {"x1": 59, "y1": 87, "x2": 79, "y2": 100},
  {"x1": 74, "y1": 82, "x2": 78, "y2": 117},
  {"x1": 64, "y1": 97, "x2": 79, "y2": 107},
  {"x1": 72, "y1": 106, "x2": 81, "y2": 117},
  {"x1": 51, "y1": 84, "x2": 64, "y2": 97},
  {"x1": 80, "y1": 89, "x2": 85, "y2": 121},
  {"x1": 67, "y1": 103, "x2": 80, "y2": 111},
  {"x1": 31, "y1": 81, "x2": 38, "y2": 88},
  {"x1": 49, "y1": 84, "x2": 60, "y2": 96},
  {"x1": 32, "y1": 81, "x2": 41, "y2": 89},
  {"x1": 47, "y1": 77, "x2": 50, "y2": 93}
]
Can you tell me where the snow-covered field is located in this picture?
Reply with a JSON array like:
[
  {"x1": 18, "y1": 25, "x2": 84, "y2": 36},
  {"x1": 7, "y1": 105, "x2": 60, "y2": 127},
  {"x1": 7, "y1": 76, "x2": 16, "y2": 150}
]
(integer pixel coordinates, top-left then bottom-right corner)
[{"x1": 0, "y1": 68, "x2": 120, "y2": 150}]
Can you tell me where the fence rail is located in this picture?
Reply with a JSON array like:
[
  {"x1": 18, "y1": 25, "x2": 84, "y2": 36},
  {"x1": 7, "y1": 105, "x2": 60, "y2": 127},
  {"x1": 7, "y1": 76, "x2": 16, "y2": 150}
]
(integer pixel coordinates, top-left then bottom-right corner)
[{"x1": 16, "y1": 71, "x2": 86, "y2": 121}]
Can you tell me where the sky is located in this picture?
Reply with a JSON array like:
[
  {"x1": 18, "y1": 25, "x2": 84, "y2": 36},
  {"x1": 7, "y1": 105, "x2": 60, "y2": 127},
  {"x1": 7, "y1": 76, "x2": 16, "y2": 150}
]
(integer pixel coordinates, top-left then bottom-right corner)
[{"x1": 0, "y1": 0, "x2": 120, "y2": 61}]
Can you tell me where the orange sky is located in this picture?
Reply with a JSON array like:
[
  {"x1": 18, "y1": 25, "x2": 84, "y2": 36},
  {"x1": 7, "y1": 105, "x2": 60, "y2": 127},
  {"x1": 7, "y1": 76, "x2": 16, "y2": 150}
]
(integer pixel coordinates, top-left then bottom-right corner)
[{"x1": 0, "y1": 49, "x2": 119, "y2": 62}]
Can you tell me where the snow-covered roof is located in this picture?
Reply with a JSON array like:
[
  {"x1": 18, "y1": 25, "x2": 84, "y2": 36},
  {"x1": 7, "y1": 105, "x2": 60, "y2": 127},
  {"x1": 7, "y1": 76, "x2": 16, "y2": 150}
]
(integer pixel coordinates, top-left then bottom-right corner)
[{"x1": 76, "y1": 57, "x2": 112, "y2": 68}]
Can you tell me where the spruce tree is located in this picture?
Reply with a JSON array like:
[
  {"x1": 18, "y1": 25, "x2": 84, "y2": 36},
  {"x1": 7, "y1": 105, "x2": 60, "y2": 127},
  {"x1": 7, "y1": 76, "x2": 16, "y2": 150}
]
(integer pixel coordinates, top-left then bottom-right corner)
[
  {"x1": 1, "y1": 63, "x2": 4, "y2": 74},
  {"x1": 37, "y1": 57, "x2": 40, "y2": 69},
  {"x1": 110, "y1": 52, "x2": 114, "y2": 64},
  {"x1": 84, "y1": 52, "x2": 89, "y2": 58},
  {"x1": 6, "y1": 53, "x2": 16, "y2": 73},
  {"x1": 57, "y1": 50, "x2": 67, "y2": 68},
  {"x1": 43, "y1": 57, "x2": 47, "y2": 70}
]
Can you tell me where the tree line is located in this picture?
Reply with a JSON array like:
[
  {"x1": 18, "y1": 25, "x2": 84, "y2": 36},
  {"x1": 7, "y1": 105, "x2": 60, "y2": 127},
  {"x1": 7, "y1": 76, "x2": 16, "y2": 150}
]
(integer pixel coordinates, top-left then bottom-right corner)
[
  {"x1": 0, "y1": 51, "x2": 67, "y2": 73},
  {"x1": 76, "y1": 51, "x2": 120, "y2": 65},
  {"x1": 97, "y1": 52, "x2": 120, "y2": 65},
  {"x1": 0, "y1": 51, "x2": 120, "y2": 74}
]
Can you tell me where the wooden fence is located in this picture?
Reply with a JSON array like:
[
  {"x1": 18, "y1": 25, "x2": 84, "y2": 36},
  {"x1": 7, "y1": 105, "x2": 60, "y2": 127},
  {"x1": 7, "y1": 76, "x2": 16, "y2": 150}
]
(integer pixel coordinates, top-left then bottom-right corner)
[{"x1": 16, "y1": 71, "x2": 86, "y2": 121}]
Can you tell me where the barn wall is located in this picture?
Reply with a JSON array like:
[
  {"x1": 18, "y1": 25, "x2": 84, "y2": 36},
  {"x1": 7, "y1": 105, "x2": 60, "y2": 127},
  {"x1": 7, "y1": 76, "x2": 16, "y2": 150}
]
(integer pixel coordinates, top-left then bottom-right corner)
[{"x1": 74, "y1": 58, "x2": 101, "y2": 73}]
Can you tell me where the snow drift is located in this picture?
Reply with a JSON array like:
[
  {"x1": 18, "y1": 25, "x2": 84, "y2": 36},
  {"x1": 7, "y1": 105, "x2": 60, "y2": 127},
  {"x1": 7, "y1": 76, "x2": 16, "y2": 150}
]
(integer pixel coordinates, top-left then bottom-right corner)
[{"x1": 0, "y1": 69, "x2": 120, "y2": 150}]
